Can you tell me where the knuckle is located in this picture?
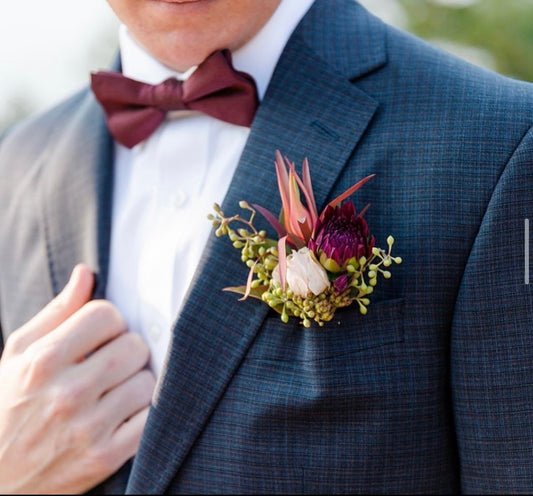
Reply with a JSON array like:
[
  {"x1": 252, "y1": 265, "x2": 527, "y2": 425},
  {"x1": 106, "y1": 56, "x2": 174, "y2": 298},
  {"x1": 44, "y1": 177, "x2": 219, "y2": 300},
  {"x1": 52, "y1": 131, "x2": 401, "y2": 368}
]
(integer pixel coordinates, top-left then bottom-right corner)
[
  {"x1": 68, "y1": 419, "x2": 94, "y2": 447},
  {"x1": 24, "y1": 343, "x2": 63, "y2": 384},
  {"x1": 46, "y1": 375, "x2": 94, "y2": 423},
  {"x1": 101, "y1": 352, "x2": 122, "y2": 378},
  {"x1": 46, "y1": 384, "x2": 80, "y2": 421},
  {"x1": 83, "y1": 300, "x2": 126, "y2": 333},
  {"x1": 82, "y1": 299, "x2": 116, "y2": 320},
  {"x1": 104, "y1": 334, "x2": 150, "y2": 376},
  {"x1": 123, "y1": 332, "x2": 150, "y2": 359},
  {"x1": 3, "y1": 331, "x2": 26, "y2": 356}
]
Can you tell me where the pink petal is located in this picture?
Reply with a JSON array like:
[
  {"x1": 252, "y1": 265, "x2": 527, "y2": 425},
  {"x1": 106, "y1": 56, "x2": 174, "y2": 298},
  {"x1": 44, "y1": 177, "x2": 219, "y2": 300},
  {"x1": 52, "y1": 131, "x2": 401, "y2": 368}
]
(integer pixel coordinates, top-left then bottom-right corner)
[
  {"x1": 239, "y1": 260, "x2": 258, "y2": 301},
  {"x1": 290, "y1": 157, "x2": 318, "y2": 228},
  {"x1": 301, "y1": 157, "x2": 318, "y2": 221},
  {"x1": 277, "y1": 235, "x2": 288, "y2": 291},
  {"x1": 288, "y1": 170, "x2": 312, "y2": 240}
]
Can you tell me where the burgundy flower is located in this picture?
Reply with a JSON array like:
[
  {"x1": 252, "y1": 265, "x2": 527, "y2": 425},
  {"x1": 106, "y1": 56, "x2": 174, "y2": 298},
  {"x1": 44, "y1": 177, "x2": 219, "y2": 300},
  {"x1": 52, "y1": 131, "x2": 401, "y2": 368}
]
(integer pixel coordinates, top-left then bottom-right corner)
[
  {"x1": 212, "y1": 151, "x2": 401, "y2": 326},
  {"x1": 333, "y1": 273, "x2": 350, "y2": 293},
  {"x1": 309, "y1": 201, "x2": 375, "y2": 273}
]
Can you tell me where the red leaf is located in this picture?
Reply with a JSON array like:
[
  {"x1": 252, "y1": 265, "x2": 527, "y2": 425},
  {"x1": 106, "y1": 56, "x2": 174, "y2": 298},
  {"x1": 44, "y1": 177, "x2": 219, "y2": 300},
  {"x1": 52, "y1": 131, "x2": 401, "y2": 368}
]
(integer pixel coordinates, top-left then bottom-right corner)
[
  {"x1": 252, "y1": 203, "x2": 287, "y2": 237},
  {"x1": 327, "y1": 174, "x2": 375, "y2": 210}
]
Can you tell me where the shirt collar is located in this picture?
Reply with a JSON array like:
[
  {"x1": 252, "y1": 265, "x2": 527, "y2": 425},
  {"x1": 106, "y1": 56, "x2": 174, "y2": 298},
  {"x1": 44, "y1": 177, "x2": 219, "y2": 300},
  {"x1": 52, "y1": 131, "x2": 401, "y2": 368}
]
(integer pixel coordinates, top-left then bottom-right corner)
[{"x1": 119, "y1": 0, "x2": 315, "y2": 101}]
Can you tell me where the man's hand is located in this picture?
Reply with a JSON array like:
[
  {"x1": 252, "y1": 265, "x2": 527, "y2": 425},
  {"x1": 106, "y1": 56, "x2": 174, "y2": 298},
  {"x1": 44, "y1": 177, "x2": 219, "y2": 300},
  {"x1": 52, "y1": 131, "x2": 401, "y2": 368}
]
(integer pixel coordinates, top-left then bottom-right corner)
[{"x1": 0, "y1": 264, "x2": 155, "y2": 494}]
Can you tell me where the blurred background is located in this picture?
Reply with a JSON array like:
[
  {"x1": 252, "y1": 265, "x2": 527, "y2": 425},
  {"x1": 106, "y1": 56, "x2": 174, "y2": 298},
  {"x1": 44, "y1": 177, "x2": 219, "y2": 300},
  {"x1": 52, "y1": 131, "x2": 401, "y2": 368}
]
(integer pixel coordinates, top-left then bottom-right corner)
[{"x1": 1, "y1": 0, "x2": 533, "y2": 130}]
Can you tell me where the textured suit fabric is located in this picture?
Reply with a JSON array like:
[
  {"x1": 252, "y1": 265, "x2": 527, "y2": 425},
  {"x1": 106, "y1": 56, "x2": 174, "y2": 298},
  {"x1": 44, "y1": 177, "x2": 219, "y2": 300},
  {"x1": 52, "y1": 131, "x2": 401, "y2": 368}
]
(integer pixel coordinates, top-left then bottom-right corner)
[{"x1": 1, "y1": 0, "x2": 533, "y2": 493}]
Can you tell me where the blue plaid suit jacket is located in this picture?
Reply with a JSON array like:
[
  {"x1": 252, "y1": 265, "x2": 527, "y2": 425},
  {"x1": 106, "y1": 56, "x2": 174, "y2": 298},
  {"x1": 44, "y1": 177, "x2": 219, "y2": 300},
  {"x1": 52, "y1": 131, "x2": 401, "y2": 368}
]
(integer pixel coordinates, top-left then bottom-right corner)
[{"x1": 1, "y1": 0, "x2": 533, "y2": 493}]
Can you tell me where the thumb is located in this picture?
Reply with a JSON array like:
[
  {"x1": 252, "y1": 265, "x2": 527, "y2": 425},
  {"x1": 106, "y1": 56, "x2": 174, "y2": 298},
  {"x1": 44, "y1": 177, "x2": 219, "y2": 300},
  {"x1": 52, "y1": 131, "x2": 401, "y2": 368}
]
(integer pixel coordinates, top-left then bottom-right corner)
[{"x1": 5, "y1": 264, "x2": 95, "y2": 355}]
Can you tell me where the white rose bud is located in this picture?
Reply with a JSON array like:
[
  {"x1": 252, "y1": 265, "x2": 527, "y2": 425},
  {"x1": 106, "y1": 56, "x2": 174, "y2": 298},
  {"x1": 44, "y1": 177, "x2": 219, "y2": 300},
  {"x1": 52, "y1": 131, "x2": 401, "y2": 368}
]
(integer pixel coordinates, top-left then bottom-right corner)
[{"x1": 273, "y1": 247, "x2": 330, "y2": 297}]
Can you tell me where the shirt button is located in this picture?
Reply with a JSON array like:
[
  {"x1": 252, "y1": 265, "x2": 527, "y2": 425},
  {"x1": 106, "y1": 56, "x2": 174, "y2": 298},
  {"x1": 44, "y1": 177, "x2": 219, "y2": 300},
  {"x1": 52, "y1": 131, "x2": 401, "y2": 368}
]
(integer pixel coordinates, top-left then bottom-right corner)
[
  {"x1": 148, "y1": 323, "x2": 163, "y2": 342},
  {"x1": 170, "y1": 191, "x2": 188, "y2": 209}
]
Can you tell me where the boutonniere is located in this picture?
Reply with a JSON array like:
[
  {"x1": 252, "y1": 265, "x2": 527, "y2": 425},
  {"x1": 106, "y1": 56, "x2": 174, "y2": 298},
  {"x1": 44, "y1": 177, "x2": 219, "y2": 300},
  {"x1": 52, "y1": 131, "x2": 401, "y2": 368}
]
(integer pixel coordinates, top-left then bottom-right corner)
[{"x1": 208, "y1": 151, "x2": 401, "y2": 327}]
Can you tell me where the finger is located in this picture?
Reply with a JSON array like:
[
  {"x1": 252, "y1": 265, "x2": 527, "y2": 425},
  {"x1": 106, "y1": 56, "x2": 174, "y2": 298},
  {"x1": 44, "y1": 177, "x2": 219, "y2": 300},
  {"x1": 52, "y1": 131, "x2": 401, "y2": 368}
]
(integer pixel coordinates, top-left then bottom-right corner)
[
  {"x1": 36, "y1": 299, "x2": 128, "y2": 367},
  {"x1": 6, "y1": 264, "x2": 95, "y2": 355},
  {"x1": 108, "y1": 406, "x2": 151, "y2": 469},
  {"x1": 76, "y1": 332, "x2": 151, "y2": 398},
  {"x1": 95, "y1": 369, "x2": 155, "y2": 436},
  {"x1": 84, "y1": 406, "x2": 152, "y2": 480}
]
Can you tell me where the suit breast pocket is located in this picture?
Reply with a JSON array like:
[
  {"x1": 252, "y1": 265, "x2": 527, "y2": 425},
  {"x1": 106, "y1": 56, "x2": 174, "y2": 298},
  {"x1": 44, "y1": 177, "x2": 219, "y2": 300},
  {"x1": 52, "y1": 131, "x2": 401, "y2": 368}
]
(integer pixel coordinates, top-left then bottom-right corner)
[{"x1": 246, "y1": 297, "x2": 405, "y2": 363}]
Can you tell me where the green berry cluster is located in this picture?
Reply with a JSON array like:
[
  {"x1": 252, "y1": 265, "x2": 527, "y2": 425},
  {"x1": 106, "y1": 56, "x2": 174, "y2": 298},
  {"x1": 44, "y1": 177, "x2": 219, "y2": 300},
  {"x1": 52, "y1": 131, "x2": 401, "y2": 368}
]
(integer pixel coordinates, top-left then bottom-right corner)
[{"x1": 209, "y1": 203, "x2": 401, "y2": 327}]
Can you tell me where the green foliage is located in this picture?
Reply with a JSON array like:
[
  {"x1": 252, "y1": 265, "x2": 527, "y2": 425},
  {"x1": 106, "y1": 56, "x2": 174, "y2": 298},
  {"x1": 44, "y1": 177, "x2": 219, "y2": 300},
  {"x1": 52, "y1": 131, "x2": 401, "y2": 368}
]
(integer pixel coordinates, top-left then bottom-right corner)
[{"x1": 397, "y1": 0, "x2": 533, "y2": 82}]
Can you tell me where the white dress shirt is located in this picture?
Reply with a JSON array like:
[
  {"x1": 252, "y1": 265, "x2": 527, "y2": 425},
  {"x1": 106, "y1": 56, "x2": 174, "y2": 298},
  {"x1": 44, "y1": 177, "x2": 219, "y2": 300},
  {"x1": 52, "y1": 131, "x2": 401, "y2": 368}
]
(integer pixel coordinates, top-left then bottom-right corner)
[{"x1": 106, "y1": 0, "x2": 315, "y2": 376}]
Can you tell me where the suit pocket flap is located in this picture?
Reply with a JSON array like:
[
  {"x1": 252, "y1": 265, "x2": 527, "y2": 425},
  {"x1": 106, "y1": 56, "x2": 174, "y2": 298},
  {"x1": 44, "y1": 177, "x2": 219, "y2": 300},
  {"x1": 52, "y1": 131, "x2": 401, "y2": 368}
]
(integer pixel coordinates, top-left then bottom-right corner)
[{"x1": 246, "y1": 297, "x2": 405, "y2": 362}]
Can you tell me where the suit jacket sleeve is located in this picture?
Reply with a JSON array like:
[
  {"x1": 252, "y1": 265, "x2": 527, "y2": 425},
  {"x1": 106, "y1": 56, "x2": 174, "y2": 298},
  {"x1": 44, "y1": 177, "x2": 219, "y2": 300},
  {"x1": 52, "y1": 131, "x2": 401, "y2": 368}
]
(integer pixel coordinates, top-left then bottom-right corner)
[
  {"x1": 452, "y1": 124, "x2": 533, "y2": 493},
  {"x1": 0, "y1": 128, "x2": 8, "y2": 356}
]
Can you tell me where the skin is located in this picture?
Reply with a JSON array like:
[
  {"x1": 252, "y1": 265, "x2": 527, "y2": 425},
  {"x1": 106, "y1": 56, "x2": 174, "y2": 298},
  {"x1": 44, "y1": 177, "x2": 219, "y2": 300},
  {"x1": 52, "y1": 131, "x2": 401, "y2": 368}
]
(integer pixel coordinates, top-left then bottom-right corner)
[
  {"x1": 105, "y1": 0, "x2": 282, "y2": 71},
  {"x1": 0, "y1": 2, "x2": 282, "y2": 492},
  {"x1": 0, "y1": 265, "x2": 156, "y2": 494}
]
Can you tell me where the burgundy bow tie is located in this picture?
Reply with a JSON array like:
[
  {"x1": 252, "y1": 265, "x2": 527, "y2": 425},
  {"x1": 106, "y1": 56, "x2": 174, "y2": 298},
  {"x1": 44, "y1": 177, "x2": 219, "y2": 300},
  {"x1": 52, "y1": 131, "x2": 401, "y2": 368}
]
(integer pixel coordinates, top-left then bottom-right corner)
[{"x1": 91, "y1": 49, "x2": 259, "y2": 148}]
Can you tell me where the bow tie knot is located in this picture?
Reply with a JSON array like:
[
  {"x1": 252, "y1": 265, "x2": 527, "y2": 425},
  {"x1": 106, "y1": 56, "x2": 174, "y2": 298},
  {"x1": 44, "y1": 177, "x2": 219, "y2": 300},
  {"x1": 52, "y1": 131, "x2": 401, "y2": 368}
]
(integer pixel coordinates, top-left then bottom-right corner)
[
  {"x1": 91, "y1": 49, "x2": 259, "y2": 148},
  {"x1": 151, "y1": 79, "x2": 186, "y2": 111}
]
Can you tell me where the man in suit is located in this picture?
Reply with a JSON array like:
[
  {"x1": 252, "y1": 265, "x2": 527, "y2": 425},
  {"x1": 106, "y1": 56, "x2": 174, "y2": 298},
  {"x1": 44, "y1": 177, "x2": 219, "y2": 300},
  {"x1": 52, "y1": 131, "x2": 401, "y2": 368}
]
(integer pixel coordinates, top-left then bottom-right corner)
[{"x1": 1, "y1": 0, "x2": 533, "y2": 493}]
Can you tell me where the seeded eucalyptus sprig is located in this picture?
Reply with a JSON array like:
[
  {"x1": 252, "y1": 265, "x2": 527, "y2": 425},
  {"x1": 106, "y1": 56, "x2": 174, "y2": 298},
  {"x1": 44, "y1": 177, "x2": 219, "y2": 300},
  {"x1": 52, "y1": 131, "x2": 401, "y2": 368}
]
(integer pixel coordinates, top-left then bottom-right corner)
[
  {"x1": 209, "y1": 202, "x2": 279, "y2": 298},
  {"x1": 208, "y1": 151, "x2": 401, "y2": 327}
]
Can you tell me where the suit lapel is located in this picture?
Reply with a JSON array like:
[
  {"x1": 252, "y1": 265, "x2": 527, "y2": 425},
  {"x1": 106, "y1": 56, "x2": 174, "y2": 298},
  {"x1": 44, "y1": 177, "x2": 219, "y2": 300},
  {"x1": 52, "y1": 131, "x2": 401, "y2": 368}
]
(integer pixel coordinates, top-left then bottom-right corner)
[
  {"x1": 41, "y1": 88, "x2": 114, "y2": 301},
  {"x1": 127, "y1": 1, "x2": 386, "y2": 492}
]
